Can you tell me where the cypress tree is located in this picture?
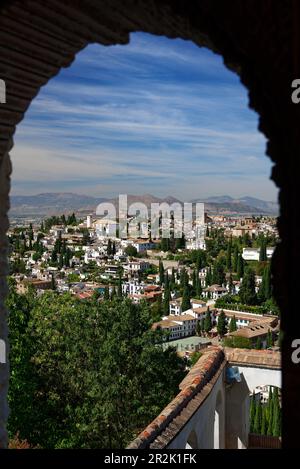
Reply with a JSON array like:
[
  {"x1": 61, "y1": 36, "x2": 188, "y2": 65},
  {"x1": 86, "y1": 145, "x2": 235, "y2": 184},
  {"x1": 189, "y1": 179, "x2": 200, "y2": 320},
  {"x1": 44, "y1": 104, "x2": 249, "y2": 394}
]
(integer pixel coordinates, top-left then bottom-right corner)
[
  {"x1": 181, "y1": 285, "x2": 191, "y2": 312},
  {"x1": 196, "y1": 276, "x2": 202, "y2": 299},
  {"x1": 163, "y1": 285, "x2": 171, "y2": 315},
  {"x1": 51, "y1": 274, "x2": 56, "y2": 291},
  {"x1": 255, "y1": 337, "x2": 262, "y2": 350},
  {"x1": 267, "y1": 329, "x2": 273, "y2": 348},
  {"x1": 272, "y1": 402, "x2": 281, "y2": 437},
  {"x1": 204, "y1": 308, "x2": 212, "y2": 334},
  {"x1": 233, "y1": 244, "x2": 239, "y2": 272},
  {"x1": 228, "y1": 272, "x2": 233, "y2": 294},
  {"x1": 104, "y1": 286, "x2": 109, "y2": 300},
  {"x1": 206, "y1": 266, "x2": 212, "y2": 286},
  {"x1": 159, "y1": 260, "x2": 164, "y2": 286},
  {"x1": 259, "y1": 238, "x2": 267, "y2": 262},
  {"x1": 272, "y1": 387, "x2": 280, "y2": 437},
  {"x1": 261, "y1": 407, "x2": 267, "y2": 435},
  {"x1": 117, "y1": 274, "x2": 122, "y2": 298},
  {"x1": 239, "y1": 267, "x2": 257, "y2": 305},
  {"x1": 264, "y1": 264, "x2": 272, "y2": 300},
  {"x1": 192, "y1": 269, "x2": 197, "y2": 293},
  {"x1": 161, "y1": 237, "x2": 170, "y2": 252},
  {"x1": 196, "y1": 251, "x2": 202, "y2": 273},
  {"x1": 217, "y1": 310, "x2": 227, "y2": 336},
  {"x1": 180, "y1": 267, "x2": 188, "y2": 289},
  {"x1": 171, "y1": 268, "x2": 175, "y2": 288},
  {"x1": 237, "y1": 254, "x2": 244, "y2": 279},
  {"x1": 226, "y1": 237, "x2": 232, "y2": 270},
  {"x1": 267, "y1": 388, "x2": 274, "y2": 436},
  {"x1": 229, "y1": 315, "x2": 237, "y2": 332},
  {"x1": 196, "y1": 321, "x2": 201, "y2": 336},
  {"x1": 250, "y1": 394, "x2": 256, "y2": 433},
  {"x1": 212, "y1": 259, "x2": 225, "y2": 286},
  {"x1": 253, "y1": 399, "x2": 262, "y2": 434}
]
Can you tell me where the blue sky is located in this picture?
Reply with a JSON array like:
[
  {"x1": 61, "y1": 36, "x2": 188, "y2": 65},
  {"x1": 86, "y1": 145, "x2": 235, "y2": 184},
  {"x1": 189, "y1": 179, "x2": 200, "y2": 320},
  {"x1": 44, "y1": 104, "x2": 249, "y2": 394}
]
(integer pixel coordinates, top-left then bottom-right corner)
[{"x1": 11, "y1": 32, "x2": 277, "y2": 201}]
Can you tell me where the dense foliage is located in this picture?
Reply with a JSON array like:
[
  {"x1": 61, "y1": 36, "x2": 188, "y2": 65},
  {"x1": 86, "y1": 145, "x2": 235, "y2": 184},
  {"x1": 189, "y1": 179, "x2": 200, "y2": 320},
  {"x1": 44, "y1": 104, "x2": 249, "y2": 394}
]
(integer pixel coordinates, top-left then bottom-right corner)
[
  {"x1": 7, "y1": 285, "x2": 186, "y2": 448},
  {"x1": 250, "y1": 387, "x2": 281, "y2": 437}
]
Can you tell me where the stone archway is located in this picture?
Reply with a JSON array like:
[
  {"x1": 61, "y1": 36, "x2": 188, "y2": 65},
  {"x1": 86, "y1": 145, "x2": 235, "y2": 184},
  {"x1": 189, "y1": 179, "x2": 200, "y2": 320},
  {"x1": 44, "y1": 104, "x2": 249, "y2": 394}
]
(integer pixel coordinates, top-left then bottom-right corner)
[
  {"x1": 0, "y1": 0, "x2": 299, "y2": 448},
  {"x1": 185, "y1": 429, "x2": 199, "y2": 449}
]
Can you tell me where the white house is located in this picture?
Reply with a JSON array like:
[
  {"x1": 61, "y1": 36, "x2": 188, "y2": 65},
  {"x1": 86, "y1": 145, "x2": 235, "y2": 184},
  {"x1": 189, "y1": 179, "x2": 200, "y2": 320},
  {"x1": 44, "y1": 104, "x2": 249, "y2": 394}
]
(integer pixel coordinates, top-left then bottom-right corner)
[{"x1": 203, "y1": 284, "x2": 227, "y2": 300}]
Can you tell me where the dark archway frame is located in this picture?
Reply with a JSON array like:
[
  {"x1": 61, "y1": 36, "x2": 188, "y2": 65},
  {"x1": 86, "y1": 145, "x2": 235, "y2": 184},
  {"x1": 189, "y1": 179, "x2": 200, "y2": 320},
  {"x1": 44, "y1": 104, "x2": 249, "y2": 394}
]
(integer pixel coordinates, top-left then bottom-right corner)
[{"x1": 0, "y1": 0, "x2": 299, "y2": 448}]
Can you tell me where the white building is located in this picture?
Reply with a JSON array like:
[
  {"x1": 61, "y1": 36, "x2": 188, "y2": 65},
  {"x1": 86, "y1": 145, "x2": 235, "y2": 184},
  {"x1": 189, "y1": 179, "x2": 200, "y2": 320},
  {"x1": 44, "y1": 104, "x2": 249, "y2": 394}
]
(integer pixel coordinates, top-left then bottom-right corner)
[
  {"x1": 122, "y1": 280, "x2": 146, "y2": 296},
  {"x1": 242, "y1": 247, "x2": 275, "y2": 261},
  {"x1": 186, "y1": 238, "x2": 206, "y2": 251},
  {"x1": 123, "y1": 260, "x2": 150, "y2": 275},
  {"x1": 203, "y1": 284, "x2": 227, "y2": 300},
  {"x1": 154, "y1": 314, "x2": 198, "y2": 340}
]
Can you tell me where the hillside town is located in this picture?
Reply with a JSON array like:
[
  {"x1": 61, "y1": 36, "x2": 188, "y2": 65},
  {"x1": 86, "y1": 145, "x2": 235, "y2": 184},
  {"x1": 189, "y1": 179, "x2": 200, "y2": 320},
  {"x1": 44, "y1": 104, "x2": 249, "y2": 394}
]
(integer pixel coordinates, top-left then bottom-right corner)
[{"x1": 8, "y1": 207, "x2": 280, "y2": 354}]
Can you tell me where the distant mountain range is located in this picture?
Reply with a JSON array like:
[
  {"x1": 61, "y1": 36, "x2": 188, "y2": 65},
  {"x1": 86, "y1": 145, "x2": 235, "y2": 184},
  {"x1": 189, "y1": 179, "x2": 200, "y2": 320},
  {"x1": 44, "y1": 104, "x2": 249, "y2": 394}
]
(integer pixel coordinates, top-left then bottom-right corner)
[
  {"x1": 9, "y1": 192, "x2": 279, "y2": 217},
  {"x1": 191, "y1": 195, "x2": 279, "y2": 215}
]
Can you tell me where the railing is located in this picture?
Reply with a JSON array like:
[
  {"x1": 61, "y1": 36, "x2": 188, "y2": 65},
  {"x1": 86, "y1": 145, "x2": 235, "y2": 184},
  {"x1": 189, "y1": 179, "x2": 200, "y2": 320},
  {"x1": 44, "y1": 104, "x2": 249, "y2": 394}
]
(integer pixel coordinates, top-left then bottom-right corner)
[{"x1": 248, "y1": 433, "x2": 281, "y2": 449}]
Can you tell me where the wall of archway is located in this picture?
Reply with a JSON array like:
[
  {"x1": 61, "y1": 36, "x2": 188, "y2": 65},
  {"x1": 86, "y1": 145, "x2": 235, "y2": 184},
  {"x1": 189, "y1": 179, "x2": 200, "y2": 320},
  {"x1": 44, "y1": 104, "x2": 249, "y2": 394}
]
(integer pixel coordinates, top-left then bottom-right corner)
[{"x1": 0, "y1": 0, "x2": 299, "y2": 448}]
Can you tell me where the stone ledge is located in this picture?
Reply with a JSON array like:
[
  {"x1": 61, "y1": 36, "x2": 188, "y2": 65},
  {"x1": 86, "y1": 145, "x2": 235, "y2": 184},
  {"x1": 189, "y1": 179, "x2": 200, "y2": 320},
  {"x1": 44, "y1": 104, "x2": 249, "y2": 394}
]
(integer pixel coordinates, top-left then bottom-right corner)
[{"x1": 127, "y1": 346, "x2": 225, "y2": 449}]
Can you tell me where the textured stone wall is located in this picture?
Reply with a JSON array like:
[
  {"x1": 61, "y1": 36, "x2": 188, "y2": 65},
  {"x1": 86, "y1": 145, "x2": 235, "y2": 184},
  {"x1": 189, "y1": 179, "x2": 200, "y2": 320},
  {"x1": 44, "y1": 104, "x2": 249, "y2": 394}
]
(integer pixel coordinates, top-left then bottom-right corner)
[
  {"x1": 0, "y1": 0, "x2": 299, "y2": 448},
  {"x1": 0, "y1": 150, "x2": 12, "y2": 449}
]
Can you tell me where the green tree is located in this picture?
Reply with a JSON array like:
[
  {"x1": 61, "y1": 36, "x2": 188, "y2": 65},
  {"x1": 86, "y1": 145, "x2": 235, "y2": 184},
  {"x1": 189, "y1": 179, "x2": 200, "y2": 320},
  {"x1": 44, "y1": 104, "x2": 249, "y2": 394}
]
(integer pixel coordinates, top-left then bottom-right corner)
[
  {"x1": 217, "y1": 310, "x2": 227, "y2": 337},
  {"x1": 267, "y1": 388, "x2": 274, "y2": 436},
  {"x1": 175, "y1": 235, "x2": 185, "y2": 250},
  {"x1": 232, "y1": 245, "x2": 239, "y2": 272},
  {"x1": 266, "y1": 329, "x2": 273, "y2": 348},
  {"x1": 272, "y1": 387, "x2": 281, "y2": 437},
  {"x1": 250, "y1": 394, "x2": 256, "y2": 433},
  {"x1": 226, "y1": 237, "x2": 232, "y2": 270},
  {"x1": 206, "y1": 266, "x2": 212, "y2": 287},
  {"x1": 237, "y1": 254, "x2": 244, "y2": 279},
  {"x1": 239, "y1": 267, "x2": 257, "y2": 305},
  {"x1": 158, "y1": 260, "x2": 164, "y2": 286},
  {"x1": 125, "y1": 245, "x2": 138, "y2": 257},
  {"x1": 204, "y1": 309, "x2": 212, "y2": 334},
  {"x1": 258, "y1": 264, "x2": 272, "y2": 302},
  {"x1": 163, "y1": 282, "x2": 171, "y2": 316},
  {"x1": 259, "y1": 238, "x2": 267, "y2": 262},
  {"x1": 51, "y1": 274, "x2": 56, "y2": 291},
  {"x1": 253, "y1": 399, "x2": 262, "y2": 434},
  {"x1": 181, "y1": 284, "x2": 191, "y2": 312},
  {"x1": 7, "y1": 292, "x2": 186, "y2": 448},
  {"x1": 104, "y1": 286, "x2": 110, "y2": 300},
  {"x1": 212, "y1": 259, "x2": 225, "y2": 286},
  {"x1": 261, "y1": 407, "x2": 267, "y2": 435},
  {"x1": 117, "y1": 274, "x2": 123, "y2": 298},
  {"x1": 255, "y1": 337, "x2": 262, "y2": 349},
  {"x1": 195, "y1": 276, "x2": 202, "y2": 299},
  {"x1": 161, "y1": 237, "x2": 170, "y2": 252},
  {"x1": 229, "y1": 315, "x2": 237, "y2": 332}
]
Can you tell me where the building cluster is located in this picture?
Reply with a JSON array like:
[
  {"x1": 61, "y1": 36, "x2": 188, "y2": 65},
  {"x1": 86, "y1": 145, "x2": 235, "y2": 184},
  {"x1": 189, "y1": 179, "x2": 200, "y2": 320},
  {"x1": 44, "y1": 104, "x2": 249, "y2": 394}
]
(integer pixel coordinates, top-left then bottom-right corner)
[{"x1": 8, "y1": 210, "x2": 279, "y2": 350}]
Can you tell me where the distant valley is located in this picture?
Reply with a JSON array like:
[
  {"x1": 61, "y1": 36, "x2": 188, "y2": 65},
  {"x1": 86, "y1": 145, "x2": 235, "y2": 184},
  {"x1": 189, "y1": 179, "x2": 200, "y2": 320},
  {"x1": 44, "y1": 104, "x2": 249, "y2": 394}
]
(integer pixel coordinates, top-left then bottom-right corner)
[{"x1": 9, "y1": 192, "x2": 279, "y2": 218}]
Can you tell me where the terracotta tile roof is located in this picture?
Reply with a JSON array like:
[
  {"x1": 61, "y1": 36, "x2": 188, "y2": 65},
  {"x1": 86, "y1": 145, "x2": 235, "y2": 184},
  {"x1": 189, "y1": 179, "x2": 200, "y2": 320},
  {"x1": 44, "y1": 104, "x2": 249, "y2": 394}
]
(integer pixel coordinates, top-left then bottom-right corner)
[
  {"x1": 225, "y1": 347, "x2": 281, "y2": 369},
  {"x1": 127, "y1": 346, "x2": 226, "y2": 449}
]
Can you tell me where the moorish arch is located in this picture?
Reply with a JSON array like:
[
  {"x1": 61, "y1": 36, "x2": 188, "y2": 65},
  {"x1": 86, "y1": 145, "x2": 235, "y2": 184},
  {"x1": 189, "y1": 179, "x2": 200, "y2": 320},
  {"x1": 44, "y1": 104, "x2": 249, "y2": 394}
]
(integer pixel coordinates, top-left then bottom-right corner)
[
  {"x1": 0, "y1": 0, "x2": 299, "y2": 448},
  {"x1": 185, "y1": 430, "x2": 199, "y2": 449}
]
